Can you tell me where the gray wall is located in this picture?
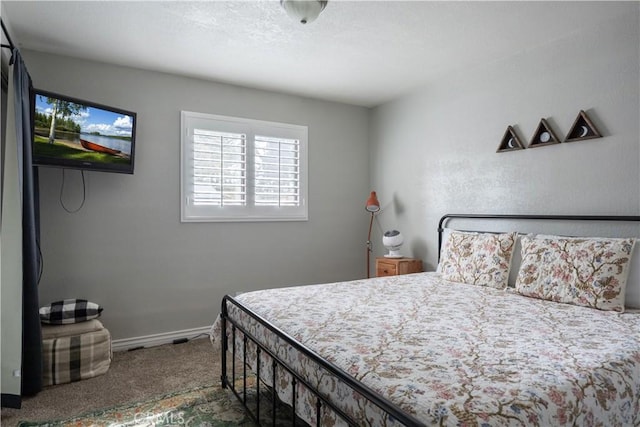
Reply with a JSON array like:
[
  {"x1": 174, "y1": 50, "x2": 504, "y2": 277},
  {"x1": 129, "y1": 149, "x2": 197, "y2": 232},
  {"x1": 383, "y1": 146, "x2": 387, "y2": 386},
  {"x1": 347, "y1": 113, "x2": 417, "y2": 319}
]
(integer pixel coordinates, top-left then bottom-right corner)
[
  {"x1": 23, "y1": 50, "x2": 370, "y2": 340},
  {"x1": 12, "y1": 3, "x2": 640, "y2": 343},
  {"x1": 369, "y1": 6, "x2": 640, "y2": 271}
]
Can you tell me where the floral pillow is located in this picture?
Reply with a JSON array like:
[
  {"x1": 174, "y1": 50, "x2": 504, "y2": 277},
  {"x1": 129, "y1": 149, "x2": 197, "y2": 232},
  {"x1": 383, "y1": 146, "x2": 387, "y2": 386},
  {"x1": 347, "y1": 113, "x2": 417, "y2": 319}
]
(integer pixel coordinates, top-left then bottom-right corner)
[
  {"x1": 438, "y1": 231, "x2": 517, "y2": 289},
  {"x1": 515, "y1": 235, "x2": 636, "y2": 312}
]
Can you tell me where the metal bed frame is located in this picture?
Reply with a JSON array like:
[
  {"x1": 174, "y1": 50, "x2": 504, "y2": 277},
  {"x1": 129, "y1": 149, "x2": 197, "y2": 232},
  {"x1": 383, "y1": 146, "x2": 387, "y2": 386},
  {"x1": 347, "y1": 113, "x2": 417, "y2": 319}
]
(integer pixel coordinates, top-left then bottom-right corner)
[{"x1": 220, "y1": 213, "x2": 640, "y2": 427}]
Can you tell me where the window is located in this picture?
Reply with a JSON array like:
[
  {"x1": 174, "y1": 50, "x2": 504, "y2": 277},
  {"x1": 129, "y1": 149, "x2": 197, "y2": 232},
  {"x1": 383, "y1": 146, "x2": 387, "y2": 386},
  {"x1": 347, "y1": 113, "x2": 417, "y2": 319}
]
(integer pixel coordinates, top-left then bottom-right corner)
[{"x1": 181, "y1": 111, "x2": 308, "y2": 222}]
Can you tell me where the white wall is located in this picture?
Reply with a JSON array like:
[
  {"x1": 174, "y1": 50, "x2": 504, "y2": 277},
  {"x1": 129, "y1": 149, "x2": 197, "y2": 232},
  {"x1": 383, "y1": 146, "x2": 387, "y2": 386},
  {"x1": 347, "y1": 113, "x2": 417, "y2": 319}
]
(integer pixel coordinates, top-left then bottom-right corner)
[
  {"x1": 22, "y1": 51, "x2": 370, "y2": 340},
  {"x1": 370, "y1": 6, "x2": 640, "y2": 271}
]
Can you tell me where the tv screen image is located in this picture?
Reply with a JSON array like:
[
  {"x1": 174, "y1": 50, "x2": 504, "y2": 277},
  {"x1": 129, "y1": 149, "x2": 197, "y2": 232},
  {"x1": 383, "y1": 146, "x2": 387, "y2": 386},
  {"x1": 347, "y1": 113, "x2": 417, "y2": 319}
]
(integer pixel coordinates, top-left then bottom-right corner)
[{"x1": 32, "y1": 89, "x2": 136, "y2": 174}]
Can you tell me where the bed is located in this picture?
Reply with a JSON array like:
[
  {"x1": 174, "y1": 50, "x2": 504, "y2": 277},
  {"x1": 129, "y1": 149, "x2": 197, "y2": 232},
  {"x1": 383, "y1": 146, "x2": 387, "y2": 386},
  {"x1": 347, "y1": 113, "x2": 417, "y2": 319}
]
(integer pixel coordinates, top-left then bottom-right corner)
[{"x1": 213, "y1": 214, "x2": 640, "y2": 426}]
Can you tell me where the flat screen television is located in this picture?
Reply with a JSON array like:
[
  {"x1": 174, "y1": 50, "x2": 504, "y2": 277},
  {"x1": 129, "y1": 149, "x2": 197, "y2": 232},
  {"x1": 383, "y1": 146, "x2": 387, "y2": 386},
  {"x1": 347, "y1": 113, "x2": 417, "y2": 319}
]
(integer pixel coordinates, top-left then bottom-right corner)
[{"x1": 32, "y1": 89, "x2": 136, "y2": 174}]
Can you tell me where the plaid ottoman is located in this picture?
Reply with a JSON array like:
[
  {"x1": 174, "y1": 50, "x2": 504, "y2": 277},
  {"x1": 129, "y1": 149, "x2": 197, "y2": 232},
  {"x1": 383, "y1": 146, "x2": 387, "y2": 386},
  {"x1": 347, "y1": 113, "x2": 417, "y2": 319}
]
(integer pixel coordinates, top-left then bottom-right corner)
[{"x1": 41, "y1": 319, "x2": 112, "y2": 386}]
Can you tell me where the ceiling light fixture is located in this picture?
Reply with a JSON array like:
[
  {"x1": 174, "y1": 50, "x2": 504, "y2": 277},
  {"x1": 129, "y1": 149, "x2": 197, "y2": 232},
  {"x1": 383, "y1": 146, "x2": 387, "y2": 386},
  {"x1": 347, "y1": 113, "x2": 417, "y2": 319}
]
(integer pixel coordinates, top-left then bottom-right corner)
[{"x1": 280, "y1": 0, "x2": 328, "y2": 24}]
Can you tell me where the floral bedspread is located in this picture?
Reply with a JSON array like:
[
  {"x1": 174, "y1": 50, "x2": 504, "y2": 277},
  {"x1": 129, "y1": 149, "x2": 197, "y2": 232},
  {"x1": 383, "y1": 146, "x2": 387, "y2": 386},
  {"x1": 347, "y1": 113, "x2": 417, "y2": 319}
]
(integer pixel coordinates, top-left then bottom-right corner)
[{"x1": 213, "y1": 272, "x2": 640, "y2": 426}]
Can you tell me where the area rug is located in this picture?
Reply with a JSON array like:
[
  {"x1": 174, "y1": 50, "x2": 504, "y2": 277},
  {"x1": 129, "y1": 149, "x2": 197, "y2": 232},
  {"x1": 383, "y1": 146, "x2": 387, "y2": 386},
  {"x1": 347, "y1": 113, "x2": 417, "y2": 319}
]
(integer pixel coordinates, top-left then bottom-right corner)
[{"x1": 16, "y1": 379, "x2": 283, "y2": 427}]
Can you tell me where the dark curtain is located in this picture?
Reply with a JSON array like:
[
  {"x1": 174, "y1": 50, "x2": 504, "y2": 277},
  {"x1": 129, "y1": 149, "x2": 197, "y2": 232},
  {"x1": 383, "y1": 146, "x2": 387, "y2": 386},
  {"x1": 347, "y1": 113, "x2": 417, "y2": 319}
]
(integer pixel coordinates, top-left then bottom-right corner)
[{"x1": 11, "y1": 49, "x2": 42, "y2": 396}]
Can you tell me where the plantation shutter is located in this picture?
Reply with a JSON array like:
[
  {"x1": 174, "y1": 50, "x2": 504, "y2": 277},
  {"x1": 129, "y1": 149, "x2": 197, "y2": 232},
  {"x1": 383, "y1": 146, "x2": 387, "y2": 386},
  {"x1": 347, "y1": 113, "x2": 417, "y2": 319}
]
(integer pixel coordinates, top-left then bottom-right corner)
[
  {"x1": 254, "y1": 135, "x2": 300, "y2": 207},
  {"x1": 192, "y1": 129, "x2": 246, "y2": 206},
  {"x1": 181, "y1": 111, "x2": 307, "y2": 222}
]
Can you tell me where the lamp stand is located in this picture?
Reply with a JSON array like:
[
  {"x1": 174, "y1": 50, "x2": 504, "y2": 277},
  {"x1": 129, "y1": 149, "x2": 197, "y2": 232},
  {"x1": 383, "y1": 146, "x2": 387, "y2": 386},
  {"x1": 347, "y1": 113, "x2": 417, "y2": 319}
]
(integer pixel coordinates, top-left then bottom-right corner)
[{"x1": 366, "y1": 212, "x2": 375, "y2": 278}]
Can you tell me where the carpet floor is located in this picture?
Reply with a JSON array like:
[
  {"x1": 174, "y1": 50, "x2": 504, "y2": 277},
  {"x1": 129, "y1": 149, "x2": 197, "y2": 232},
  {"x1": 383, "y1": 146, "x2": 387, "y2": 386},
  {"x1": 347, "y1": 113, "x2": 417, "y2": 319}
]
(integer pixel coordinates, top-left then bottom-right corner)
[
  {"x1": 1, "y1": 337, "x2": 220, "y2": 426},
  {"x1": 12, "y1": 374, "x2": 303, "y2": 427},
  {"x1": 15, "y1": 384, "x2": 257, "y2": 427},
  {"x1": 18, "y1": 386, "x2": 264, "y2": 427}
]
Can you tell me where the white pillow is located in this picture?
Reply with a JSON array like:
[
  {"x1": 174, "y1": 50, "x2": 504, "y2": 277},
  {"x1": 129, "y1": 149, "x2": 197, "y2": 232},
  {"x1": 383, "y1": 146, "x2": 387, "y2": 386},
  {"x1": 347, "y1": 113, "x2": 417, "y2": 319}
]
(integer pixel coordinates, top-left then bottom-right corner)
[
  {"x1": 626, "y1": 246, "x2": 640, "y2": 308},
  {"x1": 508, "y1": 235, "x2": 523, "y2": 287},
  {"x1": 436, "y1": 228, "x2": 453, "y2": 273}
]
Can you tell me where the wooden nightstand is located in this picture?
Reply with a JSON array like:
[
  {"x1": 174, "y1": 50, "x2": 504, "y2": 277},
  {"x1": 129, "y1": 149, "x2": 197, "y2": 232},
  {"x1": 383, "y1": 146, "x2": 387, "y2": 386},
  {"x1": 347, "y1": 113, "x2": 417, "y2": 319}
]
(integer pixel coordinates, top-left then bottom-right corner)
[{"x1": 376, "y1": 257, "x2": 422, "y2": 277}]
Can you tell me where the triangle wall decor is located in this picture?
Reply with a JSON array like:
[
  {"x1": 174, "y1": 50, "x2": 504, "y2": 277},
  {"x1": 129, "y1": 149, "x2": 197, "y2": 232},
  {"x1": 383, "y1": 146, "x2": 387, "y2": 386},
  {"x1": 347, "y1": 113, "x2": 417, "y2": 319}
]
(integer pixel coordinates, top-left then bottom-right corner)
[
  {"x1": 496, "y1": 126, "x2": 525, "y2": 153},
  {"x1": 528, "y1": 118, "x2": 560, "y2": 148},
  {"x1": 564, "y1": 110, "x2": 602, "y2": 142}
]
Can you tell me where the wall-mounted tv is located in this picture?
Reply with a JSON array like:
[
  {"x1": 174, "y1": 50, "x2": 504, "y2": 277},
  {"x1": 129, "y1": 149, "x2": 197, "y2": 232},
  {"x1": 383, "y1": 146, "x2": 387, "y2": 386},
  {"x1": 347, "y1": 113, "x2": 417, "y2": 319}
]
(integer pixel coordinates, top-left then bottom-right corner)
[{"x1": 32, "y1": 89, "x2": 136, "y2": 174}]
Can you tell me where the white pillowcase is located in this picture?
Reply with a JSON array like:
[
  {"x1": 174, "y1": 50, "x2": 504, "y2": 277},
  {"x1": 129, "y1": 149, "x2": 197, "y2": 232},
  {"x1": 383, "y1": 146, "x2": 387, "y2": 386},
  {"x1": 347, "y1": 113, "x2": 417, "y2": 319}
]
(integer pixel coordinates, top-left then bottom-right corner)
[
  {"x1": 624, "y1": 245, "x2": 640, "y2": 308},
  {"x1": 436, "y1": 228, "x2": 453, "y2": 273}
]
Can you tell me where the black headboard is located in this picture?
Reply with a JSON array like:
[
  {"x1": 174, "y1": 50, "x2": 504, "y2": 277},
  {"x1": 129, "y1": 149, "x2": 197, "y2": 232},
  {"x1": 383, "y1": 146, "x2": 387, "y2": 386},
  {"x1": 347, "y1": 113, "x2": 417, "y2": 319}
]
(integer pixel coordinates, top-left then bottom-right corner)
[{"x1": 437, "y1": 214, "x2": 640, "y2": 261}]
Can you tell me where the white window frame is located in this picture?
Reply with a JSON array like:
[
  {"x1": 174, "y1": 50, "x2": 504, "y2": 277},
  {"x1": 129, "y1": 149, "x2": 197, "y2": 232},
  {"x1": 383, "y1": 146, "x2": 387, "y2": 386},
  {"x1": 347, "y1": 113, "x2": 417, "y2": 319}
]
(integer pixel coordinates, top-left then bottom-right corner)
[{"x1": 181, "y1": 111, "x2": 308, "y2": 222}]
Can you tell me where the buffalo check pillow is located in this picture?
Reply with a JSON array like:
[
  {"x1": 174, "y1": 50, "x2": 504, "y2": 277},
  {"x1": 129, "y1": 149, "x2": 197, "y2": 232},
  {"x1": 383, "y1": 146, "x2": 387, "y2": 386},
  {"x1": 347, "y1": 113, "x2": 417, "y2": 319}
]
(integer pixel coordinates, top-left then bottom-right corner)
[{"x1": 40, "y1": 299, "x2": 103, "y2": 324}]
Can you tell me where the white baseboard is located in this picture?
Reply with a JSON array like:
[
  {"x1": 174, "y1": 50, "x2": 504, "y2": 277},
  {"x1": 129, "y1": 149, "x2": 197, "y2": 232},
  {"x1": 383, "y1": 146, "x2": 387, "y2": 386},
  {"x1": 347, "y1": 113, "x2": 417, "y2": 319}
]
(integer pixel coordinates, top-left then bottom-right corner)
[{"x1": 111, "y1": 326, "x2": 212, "y2": 352}]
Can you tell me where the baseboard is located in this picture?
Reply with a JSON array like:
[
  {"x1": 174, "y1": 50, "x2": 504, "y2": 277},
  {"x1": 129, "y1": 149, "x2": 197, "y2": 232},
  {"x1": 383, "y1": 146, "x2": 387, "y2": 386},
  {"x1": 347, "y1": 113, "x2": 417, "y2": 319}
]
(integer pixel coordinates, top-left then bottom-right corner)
[
  {"x1": 111, "y1": 326, "x2": 212, "y2": 352},
  {"x1": 1, "y1": 393, "x2": 21, "y2": 409}
]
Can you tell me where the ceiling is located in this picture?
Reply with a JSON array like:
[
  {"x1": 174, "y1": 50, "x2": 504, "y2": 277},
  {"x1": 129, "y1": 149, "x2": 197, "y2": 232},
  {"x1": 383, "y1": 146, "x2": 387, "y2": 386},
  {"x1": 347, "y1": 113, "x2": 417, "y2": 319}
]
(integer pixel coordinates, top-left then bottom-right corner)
[{"x1": 1, "y1": 1, "x2": 632, "y2": 107}]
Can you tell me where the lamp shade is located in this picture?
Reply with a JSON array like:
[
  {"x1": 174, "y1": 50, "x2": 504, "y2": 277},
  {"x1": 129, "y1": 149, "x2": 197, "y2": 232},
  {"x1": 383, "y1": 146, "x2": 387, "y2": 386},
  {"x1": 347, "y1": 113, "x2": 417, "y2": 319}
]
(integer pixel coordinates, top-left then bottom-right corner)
[
  {"x1": 365, "y1": 191, "x2": 380, "y2": 213},
  {"x1": 280, "y1": 0, "x2": 328, "y2": 24}
]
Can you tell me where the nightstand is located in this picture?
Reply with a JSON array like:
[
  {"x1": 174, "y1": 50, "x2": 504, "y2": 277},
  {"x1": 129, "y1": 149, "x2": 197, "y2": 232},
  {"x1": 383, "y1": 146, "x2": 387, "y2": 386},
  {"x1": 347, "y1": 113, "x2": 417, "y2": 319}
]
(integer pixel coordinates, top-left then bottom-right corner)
[{"x1": 376, "y1": 257, "x2": 422, "y2": 277}]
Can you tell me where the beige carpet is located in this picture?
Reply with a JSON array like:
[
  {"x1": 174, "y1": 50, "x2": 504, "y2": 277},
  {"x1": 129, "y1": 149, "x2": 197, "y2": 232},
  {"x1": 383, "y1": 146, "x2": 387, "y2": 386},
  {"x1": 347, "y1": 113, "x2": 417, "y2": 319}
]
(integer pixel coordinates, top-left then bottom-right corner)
[{"x1": 1, "y1": 337, "x2": 219, "y2": 426}]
